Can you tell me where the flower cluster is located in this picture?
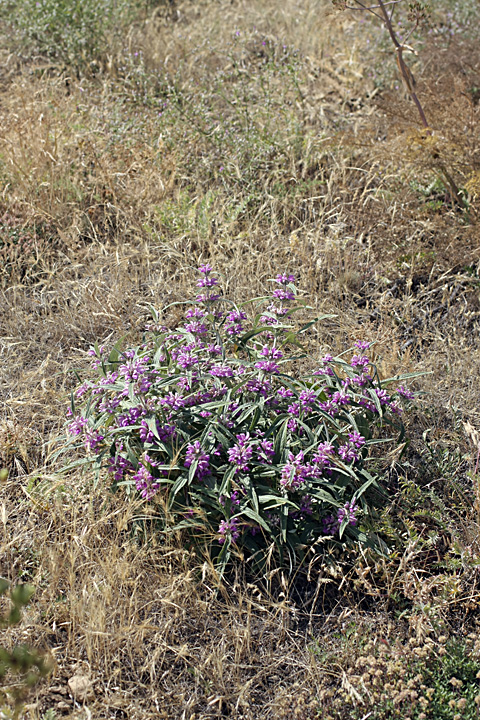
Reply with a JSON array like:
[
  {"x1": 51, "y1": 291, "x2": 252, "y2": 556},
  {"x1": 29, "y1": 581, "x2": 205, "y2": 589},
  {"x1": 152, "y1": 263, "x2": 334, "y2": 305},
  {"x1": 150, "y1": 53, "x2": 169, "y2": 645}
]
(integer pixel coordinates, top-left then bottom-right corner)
[{"x1": 64, "y1": 267, "x2": 416, "y2": 571}]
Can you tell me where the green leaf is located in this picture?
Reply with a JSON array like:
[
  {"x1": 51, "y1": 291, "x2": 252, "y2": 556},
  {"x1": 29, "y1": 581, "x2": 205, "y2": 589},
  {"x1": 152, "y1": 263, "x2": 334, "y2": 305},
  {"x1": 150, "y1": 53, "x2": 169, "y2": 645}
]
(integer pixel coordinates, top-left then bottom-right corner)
[
  {"x1": 367, "y1": 388, "x2": 383, "y2": 416},
  {"x1": 280, "y1": 504, "x2": 289, "y2": 543},
  {"x1": 274, "y1": 418, "x2": 289, "y2": 460},
  {"x1": 218, "y1": 465, "x2": 237, "y2": 497},
  {"x1": 58, "y1": 456, "x2": 95, "y2": 474},
  {"x1": 241, "y1": 507, "x2": 271, "y2": 533},
  {"x1": 11, "y1": 584, "x2": 35, "y2": 607},
  {"x1": 309, "y1": 487, "x2": 337, "y2": 506},
  {"x1": 169, "y1": 474, "x2": 189, "y2": 506},
  {"x1": 355, "y1": 469, "x2": 378, "y2": 498},
  {"x1": 298, "y1": 313, "x2": 336, "y2": 333},
  {"x1": 258, "y1": 494, "x2": 299, "y2": 510},
  {"x1": 380, "y1": 370, "x2": 429, "y2": 385}
]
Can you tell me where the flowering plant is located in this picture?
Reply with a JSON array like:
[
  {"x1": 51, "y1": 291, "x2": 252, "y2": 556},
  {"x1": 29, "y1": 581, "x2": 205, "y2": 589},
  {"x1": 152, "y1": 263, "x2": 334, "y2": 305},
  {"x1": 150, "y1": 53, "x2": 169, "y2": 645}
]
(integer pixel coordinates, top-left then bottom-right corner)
[{"x1": 62, "y1": 267, "x2": 416, "y2": 573}]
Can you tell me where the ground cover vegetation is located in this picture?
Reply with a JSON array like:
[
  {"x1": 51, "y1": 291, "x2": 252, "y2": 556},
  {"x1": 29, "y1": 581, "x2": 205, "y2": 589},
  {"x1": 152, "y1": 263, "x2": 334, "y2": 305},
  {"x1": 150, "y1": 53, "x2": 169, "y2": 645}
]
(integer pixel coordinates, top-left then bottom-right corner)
[{"x1": 0, "y1": 0, "x2": 480, "y2": 717}]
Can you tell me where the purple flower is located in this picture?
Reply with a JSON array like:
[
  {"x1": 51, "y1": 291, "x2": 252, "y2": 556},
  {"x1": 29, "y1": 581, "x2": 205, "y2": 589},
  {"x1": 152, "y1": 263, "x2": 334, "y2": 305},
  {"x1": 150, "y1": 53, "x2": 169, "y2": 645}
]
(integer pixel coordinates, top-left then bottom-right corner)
[
  {"x1": 140, "y1": 420, "x2": 176, "y2": 444},
  {"x1": 388, "y1": 401, "x2": 403, "y2": 415},
  {"x1": 119, "y1": 356, "x2": 150, "y2": 382},
  {"x1": 133, "y1": 464, "x2": 161, "y2": 500},
  {"x1": 176, "y1": 376, "x2": 196, "y2": 393},
  {"x1": 299, "y1": 389, "x2": 316, "y2": 408},
  {"x1": 358, "y1": 397, "x2": 377, "y2": 413},
  {"x1": 67, "y1": 416, "x2": 88, "y2": 436},
  {"x1": 228, "y1": 438, "x2": 253, "y2": 473},
  {"x1": 255, "y1": 360, "x2": 280, "y2": 374},
  {"x1": 225, "y1": 309, "x2": 247, "y2": 336},
  {"x1": 348, "y1": 431, "x2": 365, "y2": 449},
  {"x1": 275, "y1": 273, "x2": 295, "y2": 284},
  {"x1": 272, "y1": 287, "x2": 295, "y2": 301},
  {"x1": 107, "y1": 455, "x2": 134, "y2": 483},
  {"x1": 160, "y1": 393, "x2": 186, "y2": 410},
  {"x1": 139, "y1": 420, "x2": 155, "y2": 443},
  {"x1": 199, "y1": 263, "x2": 213, "y2": 274},
  {"x1": 218, "y1": 517, "x2": 240, "y2": 544},
  {"x1": 354, "y1": 340, "x2": 370, "y2": 351},
  {"x1": 84, "y1": 429, "x2": 104, "y2": 453},
  {"x1": 314, "y1": 366, "x2": 334, "y2": 377},
  {"x1": 287, "y1": 402, "x2": 300, "y2": 417},
  {"x1": 75, "y1": 382, "x2": 90, "y2": 399},
  {"x1": 176, "y1": 351, "x2": 198, "y2": 370},
  {"x1": 290, "y1": 493, "x2": 314, "y2": 520},
  {"x1": 318, "y1": 400, "x2": 339, "y2": 416},
  {"x1": 300, "y1": 495, "x2": 313, "y2": 515},
  {"x1": 197, "y1": 276, "x2": 219, "y2": 288},
  {"x1": 117, "y1": 406, "x2": 145, "y2": 427},
  {"x1": 230, "y1": 490, "x2": 241, "y2": 507},
  {"x1": 220, "y1": 490, "x2": 242, "y2": 508},
  {"x1": 257, "y1": 439, "x2": 275, "y2": 463},
  {"x1": 374, "y1": 388, "x2": 391, "y2": 405},
  {"x1": 352, "y1": 373, "x2": 371, "y2": 388},
  {"x1": 312, "y1": 442, "x2": 335, "y2": 469},
  {"x1": 260, "y1": 345, "x2": 283, "y2": 360},
  {"x1": 185, "y1": 306, "x2": 206, "y2": 319},
  {"x1": 184, "y1": 320, "x2": 208, "y2": 335},
  {"x1": 99, "y1": 371, "x2": 120, "y2": 387},
  {"x1": 246, "y1": 378, "x2": 271, "y2": 396},
  {"x1": 396, "y1": 385, "x2": 414, "y2": 400},
  {"x1": 184, "y1": 441, "x2": 210, "y2": 480},
  {"x1": 322, "y1": 514, "x2": 339, "y2": 535},
  {"x1": 196, "y1": 292, "x2": 220, "y2": 303},
  {"x1": 351, "y1": 354, "x2": 370, "y2": 369},
  {"x1": 281, "y1": 451, "x2": 309, "y2": 489},
  {"x1": 287, "y1": 418, "x2": 298, "y2": 432},
  {"x1": 314, "y1": 354, "x2": 334, "y2": 376},
  {"x1": 338, "y1": 444, "x2": 359, "y2": 463},
  {"x1": 277, "y1": 386, "x2": 294, "y2": 399},
  {"x1": 209, "y1": 364, "x2": 234, "y2": 378},
  {"x1": 323, "y1": 500, "x2": 358, "y2": 535},
  {"x1": 331, "y1": 390, "x2": 349, "y2": 406},
  {"x1": 135, "y1": 376, "x2": 153, "y2": 394},
  {"x1": 260, "y1": 303, "x2": 290, "y2": 325},
  {"x1": 337, "y1": 500, "x2": 358, "y2": 527}
]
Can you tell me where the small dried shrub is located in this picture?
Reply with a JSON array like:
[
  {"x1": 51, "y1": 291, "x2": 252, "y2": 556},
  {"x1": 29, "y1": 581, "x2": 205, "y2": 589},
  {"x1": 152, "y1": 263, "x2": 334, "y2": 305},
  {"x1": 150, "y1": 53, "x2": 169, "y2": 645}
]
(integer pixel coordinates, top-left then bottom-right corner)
[
  {"x1": 0, "y1": 579, "x2": 49, "y2": 712},
  {"x1": 0, "y1": 0, "x2": 145, "y2": 70}
]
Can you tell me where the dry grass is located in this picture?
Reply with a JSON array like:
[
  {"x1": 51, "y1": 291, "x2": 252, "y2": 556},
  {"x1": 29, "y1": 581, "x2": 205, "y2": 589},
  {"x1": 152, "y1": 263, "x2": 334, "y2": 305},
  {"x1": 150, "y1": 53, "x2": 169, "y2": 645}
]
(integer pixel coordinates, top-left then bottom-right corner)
[{"x1": 1, "y1": 0, "x2": 480, "y2": 717}]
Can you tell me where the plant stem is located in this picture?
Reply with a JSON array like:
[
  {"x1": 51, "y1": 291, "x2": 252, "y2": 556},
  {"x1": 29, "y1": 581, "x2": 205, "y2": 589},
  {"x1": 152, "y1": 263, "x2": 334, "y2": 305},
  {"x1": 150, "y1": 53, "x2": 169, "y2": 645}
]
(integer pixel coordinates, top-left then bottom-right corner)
[{"x1": 375, "y1": 0, "x2": 430, "y2": 132}]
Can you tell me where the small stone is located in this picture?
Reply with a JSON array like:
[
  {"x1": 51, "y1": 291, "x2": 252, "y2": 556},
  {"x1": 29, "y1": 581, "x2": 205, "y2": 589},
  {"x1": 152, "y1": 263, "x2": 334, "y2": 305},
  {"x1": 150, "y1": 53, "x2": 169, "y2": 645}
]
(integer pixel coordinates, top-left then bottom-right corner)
[
  {"x1": 68, "y1": 674, "x2": 93, "y2": 701},
  {"x1": 56, "y1": 701, "x2": 71, "y2": 710},
  {"x1": 49, "y1": 685, "x2": 68, "y2": 695}
]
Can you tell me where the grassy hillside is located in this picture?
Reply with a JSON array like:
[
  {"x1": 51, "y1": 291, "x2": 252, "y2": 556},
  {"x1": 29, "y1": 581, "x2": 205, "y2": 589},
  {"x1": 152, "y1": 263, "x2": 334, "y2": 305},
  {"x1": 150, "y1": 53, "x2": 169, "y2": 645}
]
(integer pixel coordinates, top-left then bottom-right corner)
[{"x1": 1, "y1": 1, "x2": 480, "y2": 718}]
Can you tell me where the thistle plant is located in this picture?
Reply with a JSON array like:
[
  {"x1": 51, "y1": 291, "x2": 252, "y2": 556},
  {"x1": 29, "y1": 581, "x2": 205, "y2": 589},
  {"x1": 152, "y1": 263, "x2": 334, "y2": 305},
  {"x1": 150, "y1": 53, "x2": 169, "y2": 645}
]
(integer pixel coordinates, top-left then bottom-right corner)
[{"x1": 62, "y1": 268, "x2": 417, "y2": 575}]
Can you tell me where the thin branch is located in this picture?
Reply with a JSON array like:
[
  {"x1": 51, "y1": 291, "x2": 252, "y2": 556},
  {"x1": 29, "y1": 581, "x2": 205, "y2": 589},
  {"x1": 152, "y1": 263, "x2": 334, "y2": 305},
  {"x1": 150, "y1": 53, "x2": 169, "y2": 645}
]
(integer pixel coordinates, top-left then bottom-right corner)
[
  {"x1": 348, "y1": 0, "x2": 403, "y2": 7},
  {"x1": 402, "y1": 18, "x2": 420, "y2": 46},
  {"x1": 376, "y1": 0, "x2": 401, "y2": 48},
  {"x1": 389, "y1": 0, "x2": 396, "y2": 23},
  {"x1": 347, "y1": 1, "x2": 384, "y2": 21}
]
